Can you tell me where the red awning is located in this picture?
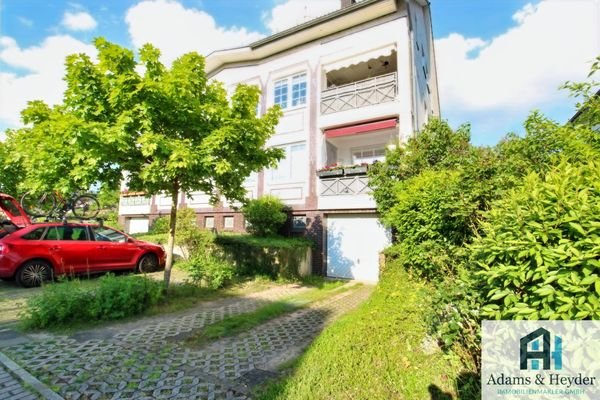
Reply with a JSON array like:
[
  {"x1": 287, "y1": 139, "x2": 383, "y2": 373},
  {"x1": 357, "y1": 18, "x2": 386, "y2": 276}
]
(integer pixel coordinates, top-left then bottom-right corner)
[{"x1": 324, "y1": 118, "x2": 397, "y2": 139}]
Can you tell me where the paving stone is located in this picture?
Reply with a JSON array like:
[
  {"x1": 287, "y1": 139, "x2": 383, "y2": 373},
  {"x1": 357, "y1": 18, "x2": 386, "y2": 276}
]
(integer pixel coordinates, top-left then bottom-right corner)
[
  {"x1": 0, "y1": 363, "x2": 39, "y2": 400},
  {"x1": 3, "y1": 283, "x2": 371, "y2": 399}
]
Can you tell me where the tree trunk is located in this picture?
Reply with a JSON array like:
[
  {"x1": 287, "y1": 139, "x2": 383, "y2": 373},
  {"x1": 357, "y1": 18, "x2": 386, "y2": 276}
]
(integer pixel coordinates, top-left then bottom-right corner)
[{"x1": 163, "y1": 181, "x2": 179, "y2": 289}]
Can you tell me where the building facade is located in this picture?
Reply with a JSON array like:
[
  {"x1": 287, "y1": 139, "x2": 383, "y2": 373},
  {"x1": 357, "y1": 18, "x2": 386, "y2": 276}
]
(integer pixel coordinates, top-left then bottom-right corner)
[{"x1": 119, "y1": 0, "x2": 440, "y2": 282}]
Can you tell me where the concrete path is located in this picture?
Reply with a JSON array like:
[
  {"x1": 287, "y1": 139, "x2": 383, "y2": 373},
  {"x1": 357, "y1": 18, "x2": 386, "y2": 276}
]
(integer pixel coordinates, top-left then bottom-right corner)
[{"x1": 1, "y1": 283, "x2": 372, "y2": 400}]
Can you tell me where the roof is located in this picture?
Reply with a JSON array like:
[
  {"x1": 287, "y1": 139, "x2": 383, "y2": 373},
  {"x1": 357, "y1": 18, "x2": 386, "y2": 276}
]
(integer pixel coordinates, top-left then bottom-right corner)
[
  {"x1": 205, "y1": 0, "x2": 398, "y2": 75},
  {"x1": 569, "y1": 89, "x2": 600, "y2": 123}
]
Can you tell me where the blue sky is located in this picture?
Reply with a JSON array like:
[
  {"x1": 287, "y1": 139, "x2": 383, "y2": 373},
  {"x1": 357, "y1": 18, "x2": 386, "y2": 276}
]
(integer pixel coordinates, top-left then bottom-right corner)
[{"x1": 1, "y1": 0, "x2": 598, "y2": 145}]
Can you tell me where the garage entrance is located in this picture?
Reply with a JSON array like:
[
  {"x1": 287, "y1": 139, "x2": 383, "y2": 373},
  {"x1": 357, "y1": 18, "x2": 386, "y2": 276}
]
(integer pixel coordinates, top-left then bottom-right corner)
[{"x1": 326, "y1": 214, "x2": 391, "y2": 282}]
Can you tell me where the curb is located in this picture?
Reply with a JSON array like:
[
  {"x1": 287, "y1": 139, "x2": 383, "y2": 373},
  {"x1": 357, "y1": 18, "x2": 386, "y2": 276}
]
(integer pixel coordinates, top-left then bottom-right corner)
[{"x1": 0, "y1": 351, "x2": 64, "y2": 400}]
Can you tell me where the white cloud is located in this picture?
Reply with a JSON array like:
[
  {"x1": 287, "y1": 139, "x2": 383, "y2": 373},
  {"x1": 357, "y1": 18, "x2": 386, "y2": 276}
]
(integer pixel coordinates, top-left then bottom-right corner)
[
  {"x1": 125, "y1": 0, "x2": 264, "y2": 65},
  {"x1": 61, "y1": 11, "x2": 98, "y2": 31},
  {"x1": 435, "y1": 0, "x2": 600, "y2": 134},
  {"x1": 263, "y1": 0, "x2": 340, "y2": 33},
  {"x1": 0, "y1": 35, "x2": 97, "y2": 127},
  {"x1": 17, "y1": 17, "x2": 33, "y2": 28}
]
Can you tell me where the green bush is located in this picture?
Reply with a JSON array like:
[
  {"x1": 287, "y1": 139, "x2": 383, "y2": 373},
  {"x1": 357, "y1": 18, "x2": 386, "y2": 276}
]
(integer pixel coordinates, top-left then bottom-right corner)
[
  {"x1": 216, "y1": 234, "x2": 313, "y2": 279},
  {"x1": 181, "y1": 253, "x2": 236, "y2": 289},
  {"x1": 149, "y1": 215, "x2": 170, "y2": 234},
  {"x1": 147, "y1": 208, "x2": 213, "y2": 259},
  {"x1": 473, "y1": 161, "x2": 600, "y2": 320},
  {"x1": 175, "y1": 208, "x2": 215, "y2": 259},
  {"x1": 21, "y1": 274, "x2": 165, "y2": 329},
  {"x1": 382, "y1": 169, "x2": 477, "y2": 279},
  {"x1": 242, "y1": 195, "x2": 287, "y2": 237}
]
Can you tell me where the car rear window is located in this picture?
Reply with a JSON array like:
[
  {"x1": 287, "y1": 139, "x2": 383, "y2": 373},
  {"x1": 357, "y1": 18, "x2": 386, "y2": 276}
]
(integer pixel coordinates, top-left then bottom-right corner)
[{"x1": 21, "y1": 227, "x2": 46, "y2": 240}]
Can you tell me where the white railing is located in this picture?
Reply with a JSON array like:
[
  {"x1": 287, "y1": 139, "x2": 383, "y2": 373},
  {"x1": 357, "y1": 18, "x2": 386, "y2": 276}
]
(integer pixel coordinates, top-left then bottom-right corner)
[
  {"x1": 320, "y1": 175, "x2": 371, "y2": 196},
  {"x1": 321, "y1": 72, "x2": 397, "y2": 114}
]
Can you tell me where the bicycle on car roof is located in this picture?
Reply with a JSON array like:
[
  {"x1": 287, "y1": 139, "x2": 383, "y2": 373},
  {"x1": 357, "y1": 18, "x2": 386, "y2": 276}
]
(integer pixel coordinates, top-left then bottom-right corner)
[{"x1": 20, "y1": 191, "x2": 101, "y2": 221}]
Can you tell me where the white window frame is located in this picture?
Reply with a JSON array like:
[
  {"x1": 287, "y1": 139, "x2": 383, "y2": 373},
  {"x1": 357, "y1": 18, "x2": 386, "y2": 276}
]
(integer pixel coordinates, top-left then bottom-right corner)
[
  {"x1": 224, "y1": 216, "x2": 234, "y2": 229},
  {"x1": 351, "y1": 144, "x2": 386, "y2": 165},
  {"x1": 269, "y1": 142, "x2": 307, "y2": 184},
  {"x1": 204, "y1": 216, "x2": 215, "y2": 229},
  {"x1": 272, "y1": 72, "x2": 307, "y2": 110}
]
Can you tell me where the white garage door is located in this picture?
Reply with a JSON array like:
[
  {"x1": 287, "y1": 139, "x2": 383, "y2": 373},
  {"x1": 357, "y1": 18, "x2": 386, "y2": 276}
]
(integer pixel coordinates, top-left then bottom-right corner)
[
  {"x1": 128, "y1": 218, "x2": 149, "y2": 234},
  {"x1": 326, "y1": 214, "x2": 391, "y2": 282}
]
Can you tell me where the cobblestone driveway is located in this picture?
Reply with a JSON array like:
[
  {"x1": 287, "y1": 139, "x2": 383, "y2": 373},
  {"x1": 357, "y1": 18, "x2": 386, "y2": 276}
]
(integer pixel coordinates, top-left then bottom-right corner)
[
  {"x1": 0, "y1": 362, "x2": 38, "y2": 400},
  {"x1": 2, "y1": 283, "x2": 372, "y2": 399}
]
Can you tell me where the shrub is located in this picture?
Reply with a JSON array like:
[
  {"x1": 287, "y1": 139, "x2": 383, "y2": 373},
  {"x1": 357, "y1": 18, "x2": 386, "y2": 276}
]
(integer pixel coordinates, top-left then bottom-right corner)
[
  {"x1": 215, "y1": 234, "x2": 313, "y2": 279},
  {"x1": 147, "y1": 208, "x2": 213, "y2": 259},
  {"x1": 382, "y1": 169, "x2": 477, "y2": 279},
  {"x1": 473, "y1": 161, "x2": 600, "y2": 320},
  {"x1": 175, "y1": 208, "x2": 215, "y2": 259},
  {"x1": 242, "y1": 195, "x2": 287, "y2": 237},
  {"x1": 21, "y1": 274, "x2": 164, "y2": 329},
  {"x1": 182, "y1": 253, "x2": 236, "y2": 289},
  {"x1": 149, "y1": 215, "x2": 170, "y2": 234}
]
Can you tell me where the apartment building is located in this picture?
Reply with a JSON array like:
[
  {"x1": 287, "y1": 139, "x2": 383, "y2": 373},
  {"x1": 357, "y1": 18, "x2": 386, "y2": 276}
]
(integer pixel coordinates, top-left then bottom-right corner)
[{"x1": 119, "y1": 0, "x2": 440, "y2": 282}]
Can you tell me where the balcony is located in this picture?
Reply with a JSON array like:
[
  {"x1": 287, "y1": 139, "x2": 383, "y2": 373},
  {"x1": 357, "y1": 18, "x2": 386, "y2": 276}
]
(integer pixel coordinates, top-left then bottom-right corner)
[
  {"x1": 320, "y1": 174, "x2": 371, "y2": 197},
  {"x1": 119, "y1": 194, "x2": 151, "y2": 215},
  {"x1": 320, "y1": 72, "x2": 397, "y2": 115}
]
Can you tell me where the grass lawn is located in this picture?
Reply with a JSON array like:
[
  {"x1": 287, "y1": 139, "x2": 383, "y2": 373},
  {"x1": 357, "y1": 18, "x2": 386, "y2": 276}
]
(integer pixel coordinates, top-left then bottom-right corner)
[
  {"x1": 255, "y1": 266, "x2": 479, "y2": 400},
  {"x1": 184, "y1": 280, "x2": 350, "y2": 346}
]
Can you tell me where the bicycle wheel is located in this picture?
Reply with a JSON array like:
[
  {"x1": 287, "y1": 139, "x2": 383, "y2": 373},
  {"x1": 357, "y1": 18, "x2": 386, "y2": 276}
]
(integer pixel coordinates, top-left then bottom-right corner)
[
  {"x1": 71, "y1": 195, "x2": 100, "y2": 219},
  {"x1": 20, "y1": 192, "x2": 56, "y2": 217}
]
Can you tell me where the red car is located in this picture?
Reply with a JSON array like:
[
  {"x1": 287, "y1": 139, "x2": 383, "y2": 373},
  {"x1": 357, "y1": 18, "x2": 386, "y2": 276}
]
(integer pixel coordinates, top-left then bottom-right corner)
[{"x1": 0, "y1": 193, "x2": 165, "y2": 287}]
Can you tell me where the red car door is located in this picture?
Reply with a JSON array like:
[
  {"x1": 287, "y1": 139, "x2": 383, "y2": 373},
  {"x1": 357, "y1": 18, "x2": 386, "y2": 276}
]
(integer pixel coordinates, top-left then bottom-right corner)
[
  {"x1": 43, "y1": 225, "x2": 99, "y2": 274},
  {"x1": 91, "y1": 226, "x2": 140, "y2": 269}
]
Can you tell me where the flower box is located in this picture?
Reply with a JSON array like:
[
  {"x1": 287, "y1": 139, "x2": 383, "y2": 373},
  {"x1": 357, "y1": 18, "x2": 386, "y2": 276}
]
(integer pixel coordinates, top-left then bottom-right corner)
[
  {"x1": 343, "y1": 165, "x2": 368, "y2": 176},
  {"x1": 316, "y1": 169, "x2": 344, "y2": 178}
]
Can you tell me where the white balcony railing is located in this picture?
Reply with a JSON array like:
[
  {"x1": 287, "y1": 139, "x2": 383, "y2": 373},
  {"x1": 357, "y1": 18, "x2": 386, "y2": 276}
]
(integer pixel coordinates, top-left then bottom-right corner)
[
  {"x1": 320, "y1": 175, "x2": 371, "y2": 196},
  {"x1": 320, "y1": 72, "x2": 397, "y2": 115}
]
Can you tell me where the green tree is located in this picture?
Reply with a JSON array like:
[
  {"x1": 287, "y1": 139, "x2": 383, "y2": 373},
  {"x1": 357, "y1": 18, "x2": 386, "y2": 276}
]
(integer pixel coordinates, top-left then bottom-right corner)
[
  {"x1": 0, "y1": 139, "x2": 25, "y2": 195},
  {"x1": 8, "y1": 38, "x2": 283, "y2": 287}
]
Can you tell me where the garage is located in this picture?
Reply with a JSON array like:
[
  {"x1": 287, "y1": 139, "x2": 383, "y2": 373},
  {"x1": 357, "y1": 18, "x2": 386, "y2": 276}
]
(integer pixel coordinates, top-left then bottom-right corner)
[
  {"x1": 326, "y1": 214, "x2": 391, "y2": 282},
  {"x1": 127, "y1": 218, "x2": 149, "y2": 234}
]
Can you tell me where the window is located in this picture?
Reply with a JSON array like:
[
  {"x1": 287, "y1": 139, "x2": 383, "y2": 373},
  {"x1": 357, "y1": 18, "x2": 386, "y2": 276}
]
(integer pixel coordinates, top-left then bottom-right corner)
[
  {"x1": 22, "y1": 228, "x2": 46, "y2": 240},
  {"x1": 274, "y1": 79, "x2": 288, "y2": 109},
  {"x1": 291, "y1": 74, "x2": 307, "y2": 106},
  {"x1": 45, "y1": 226, "x2": 90, "y2": 241},
  {"x1": 352, "y1": 146, "x2": 386, "y2": 165},
  {"x1": 92, "y1": 226, "x2": 126, "y2": 243},
  {"x1": 291, "y1": 216, "x2": 307, "y2": 232},
  {"x1": 270, "y1": 143, "x2": 306, "y2": 182},
  {"x1": 224, "y1": 216, "x2": 234, "y2": 229},
  {"x1": 120, "y1": 196, "x2": 150, "y2": 206},
  {"x1": 205, "y1": 216, "x2": 215, "y2": 229},
  {"x1": 273, "y1": 73, "x2": 307, "y2": 109}
]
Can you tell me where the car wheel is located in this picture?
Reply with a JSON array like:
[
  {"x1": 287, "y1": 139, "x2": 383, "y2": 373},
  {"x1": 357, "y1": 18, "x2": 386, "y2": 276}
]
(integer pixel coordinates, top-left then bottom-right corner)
[
  {"x1": 16, "y1": 260, "x2": 53, "y2": 288},
  {"x1": 137, "y1": 253, "x2": 158, "y2": 273}
]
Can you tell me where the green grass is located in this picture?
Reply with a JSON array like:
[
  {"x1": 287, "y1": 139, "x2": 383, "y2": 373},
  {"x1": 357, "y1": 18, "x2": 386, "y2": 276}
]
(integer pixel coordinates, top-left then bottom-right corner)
[
  {"x1": 255, "y1": 266, "x2": 479, "y2": 400},
  {"x1": 184, "y1": 280, "x2": 350, "y2": 346}
]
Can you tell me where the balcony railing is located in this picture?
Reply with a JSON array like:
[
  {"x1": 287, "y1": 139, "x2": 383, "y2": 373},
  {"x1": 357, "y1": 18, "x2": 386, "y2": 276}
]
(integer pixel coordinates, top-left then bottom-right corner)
[
  {"x1": 320, "y1": 175, "x2": 371, "y2": 196},
  {"x1": 320, "y1": 72, "x2": 397, "y2": 115}
]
